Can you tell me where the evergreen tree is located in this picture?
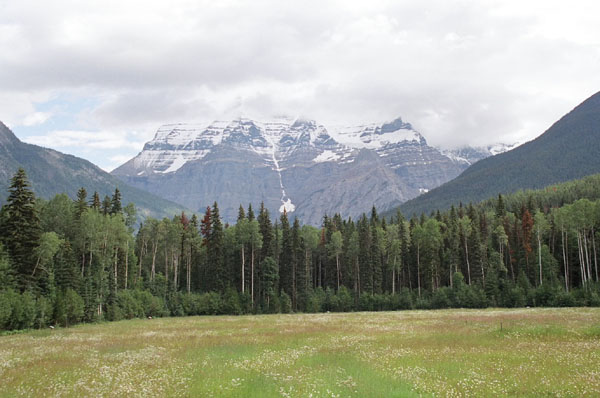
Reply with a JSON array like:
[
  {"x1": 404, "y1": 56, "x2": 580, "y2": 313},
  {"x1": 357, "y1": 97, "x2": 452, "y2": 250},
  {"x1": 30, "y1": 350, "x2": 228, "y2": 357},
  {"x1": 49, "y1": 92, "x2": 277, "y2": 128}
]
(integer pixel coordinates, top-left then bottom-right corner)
[
  {"x1": 75, "y1": 187, "x2": 88, "y2": 219},
  {"x1": 258, "y1": 202, "x2": 273, "y2": 260},
  {"x1": 0, "y1": 168, "x2": 41, "y2": 290},
  {"x1": 101, "y1": 195, "x2": 112, "y2": 215},
  {"x1": 279, "y1": 211, "x2": 293, "y2": 299},
  {"x1": 111, "y1": 188, "x2": 122, "y2": 215},
  {"x1": 358, "y1": 215, "x2": 372, "y2": 295},
  {"x1": 207, "y1": 202, "x2": 225, "y2": 292},
  {"x1": 90, "y1": 191, "x2": 101, "y2": 210}
]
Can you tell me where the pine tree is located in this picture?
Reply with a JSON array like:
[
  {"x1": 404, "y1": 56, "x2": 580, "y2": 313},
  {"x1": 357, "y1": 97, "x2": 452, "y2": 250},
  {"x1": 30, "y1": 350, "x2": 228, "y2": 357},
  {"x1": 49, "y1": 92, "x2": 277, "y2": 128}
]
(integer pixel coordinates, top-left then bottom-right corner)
[
  {"x1": 111, "y1": 188, "x2": 122, "y2": 215},
  {"x1": 75, "y1": 187, "x2": 88, "y2": 219},
  {"x1": 279, "y1": 211, "x2": 293, "y2": 299},
  {"x1": 207, "y1": 202, "x2": 225, "y2": 292},
  {"x1": 0, "y1": 168, "x2": 41, "y2": 290},
  {"x1": 101, "y1": 195, "x2": 111, "y2": 215},
  {"x1": 358, "y1": 215, "x2": 372, "y2": 295},
  {"x1": 496, "y1": 194, "x2": 506, "y2": 219},
  {"x1": 258, "y1": 202, "x2": 273, "y2": 260},
  {"x1": 90, "y1": 191, "x2": 101, "y2": 210},
  {"x1": 55, "y1": 240, "x2": 81, "y2": 292}
]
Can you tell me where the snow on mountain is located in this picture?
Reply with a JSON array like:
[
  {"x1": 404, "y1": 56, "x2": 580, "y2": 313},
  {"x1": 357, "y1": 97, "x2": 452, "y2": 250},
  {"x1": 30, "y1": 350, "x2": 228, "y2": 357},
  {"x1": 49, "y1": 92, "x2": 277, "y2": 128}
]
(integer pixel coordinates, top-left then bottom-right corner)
[
  {"x1": 113, "y1": 116, "x2": 505, "y2": 224},
  {"x1": 441, "y1": 142, "x2": 519, "y2": 166}
]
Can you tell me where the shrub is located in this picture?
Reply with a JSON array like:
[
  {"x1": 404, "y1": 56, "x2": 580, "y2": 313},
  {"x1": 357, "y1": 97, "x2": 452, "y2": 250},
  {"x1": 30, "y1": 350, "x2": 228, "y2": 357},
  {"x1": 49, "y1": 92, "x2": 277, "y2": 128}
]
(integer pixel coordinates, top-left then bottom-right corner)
[{"x1": 280, "y1": 292, "x2": 292, "y2": 314}]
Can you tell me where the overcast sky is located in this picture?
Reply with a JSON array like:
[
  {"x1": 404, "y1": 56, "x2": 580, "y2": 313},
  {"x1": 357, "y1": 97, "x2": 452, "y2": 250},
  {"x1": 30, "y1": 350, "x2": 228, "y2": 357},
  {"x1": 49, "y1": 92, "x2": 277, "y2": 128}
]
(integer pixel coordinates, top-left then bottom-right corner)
[{"x1": 1, "y1": 0, "x2": 599, "y2": 171}]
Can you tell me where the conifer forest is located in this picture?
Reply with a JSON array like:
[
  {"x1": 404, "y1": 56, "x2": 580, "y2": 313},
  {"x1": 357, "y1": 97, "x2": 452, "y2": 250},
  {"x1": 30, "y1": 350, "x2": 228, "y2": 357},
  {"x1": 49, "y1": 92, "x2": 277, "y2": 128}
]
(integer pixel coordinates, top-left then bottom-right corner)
[{"x1": 2, "y1": 168, "x2": 600, "y2": 331}]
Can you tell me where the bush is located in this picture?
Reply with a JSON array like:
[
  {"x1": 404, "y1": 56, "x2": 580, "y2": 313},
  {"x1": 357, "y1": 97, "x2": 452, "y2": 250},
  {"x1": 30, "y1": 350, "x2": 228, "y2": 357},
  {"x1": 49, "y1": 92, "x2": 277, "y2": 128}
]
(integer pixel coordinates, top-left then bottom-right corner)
[
  {"x1": 396, "y1": 290, "x2": 413, "y2": 310},
  {"x1": 0, "y1": 290, "x2": 18, "y2": 330},
  {"x1": 358, "y1": 294, "x2": 375, "y2": 311},
  {"x1": 222, "y1": 288, "x2": 242, "y2": 315},
  {"x1": 305, "y1": 288, "x2": 325, "y2": 313},
  {"x1": 55, "y1": 288, "x2": 84, "y2": 327},
  {"x1": 323, "y1": 288, "x2": 338, "y2": 312},
  {"x1": 431, "y1": 288, "x2": 452, "y2": 309},
  {"x1": 280, "y1": 292, "x2": 292, "y2": 313},
  {"x1": 336, "y1": 286, "x2": 354, "y2": 312},
  {"x1": 552, "y1": 290, "x2": 576, "y2": 307},
  {"x1": 116, "y1": 290, "x2": 144, "y2": 319}
]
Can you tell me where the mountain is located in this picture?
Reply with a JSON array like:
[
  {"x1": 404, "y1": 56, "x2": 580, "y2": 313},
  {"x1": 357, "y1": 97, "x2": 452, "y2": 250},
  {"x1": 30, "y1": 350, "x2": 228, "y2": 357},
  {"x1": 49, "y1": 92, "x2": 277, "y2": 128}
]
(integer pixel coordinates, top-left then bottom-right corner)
[
  {"x1": 0, "y1": 121, "x2": 187, "y2": 219},
  {"x1": 398, "y1": 91, "x2": 600, "y2": 217},
  {"x1": 441, "y1": 143, "x2": 520, "y2": 167},
  {"x1": 113, "y1": 117, "x2": 503, "y2": 225}
]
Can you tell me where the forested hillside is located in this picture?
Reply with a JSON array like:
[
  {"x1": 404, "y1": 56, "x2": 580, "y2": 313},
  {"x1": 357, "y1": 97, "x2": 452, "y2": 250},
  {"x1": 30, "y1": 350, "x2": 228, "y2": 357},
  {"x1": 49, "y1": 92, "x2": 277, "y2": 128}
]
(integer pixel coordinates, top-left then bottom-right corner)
[
  {"x1": 399, "y1": 91, "x2": 600, "y2": 216},
  {"x1": 2, "y1": 169, "x2": 600, "y2": 331}
]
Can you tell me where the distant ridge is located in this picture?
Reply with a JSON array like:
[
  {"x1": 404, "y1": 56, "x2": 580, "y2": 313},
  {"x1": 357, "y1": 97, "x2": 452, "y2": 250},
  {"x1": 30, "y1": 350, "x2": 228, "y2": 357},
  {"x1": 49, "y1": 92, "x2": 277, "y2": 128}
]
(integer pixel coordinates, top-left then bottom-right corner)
[
  {"x1": 0, "y1": 121, "x2": 187, "y2": 219},
  {"x1": 397, "y1": 91, "x2": 600, "y2": 216}
]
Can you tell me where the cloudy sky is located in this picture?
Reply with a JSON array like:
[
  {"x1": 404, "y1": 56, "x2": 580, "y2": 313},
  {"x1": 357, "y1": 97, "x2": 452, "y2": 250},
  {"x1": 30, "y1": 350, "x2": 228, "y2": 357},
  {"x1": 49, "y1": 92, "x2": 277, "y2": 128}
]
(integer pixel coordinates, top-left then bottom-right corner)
[{"x1": 1, "y1": 0, "x2": 599, "y2": 171}]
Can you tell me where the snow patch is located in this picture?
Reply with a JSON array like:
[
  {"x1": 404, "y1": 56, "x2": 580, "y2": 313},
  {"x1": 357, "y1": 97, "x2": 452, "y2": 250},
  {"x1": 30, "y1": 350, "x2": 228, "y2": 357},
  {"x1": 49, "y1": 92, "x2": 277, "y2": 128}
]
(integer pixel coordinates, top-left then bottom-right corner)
[
  {"x1": 279, "y1": 199, "x2": 296, "y2": 213},
  {"x1": 328, "y1": 123, "x2": 422, "y2": 150},
  {"x1": 160, "y1": 154, "x2": 187, "y2": 173},
  {"x1": 313, "y1": 150, "x2": 341, "y2": 163}
]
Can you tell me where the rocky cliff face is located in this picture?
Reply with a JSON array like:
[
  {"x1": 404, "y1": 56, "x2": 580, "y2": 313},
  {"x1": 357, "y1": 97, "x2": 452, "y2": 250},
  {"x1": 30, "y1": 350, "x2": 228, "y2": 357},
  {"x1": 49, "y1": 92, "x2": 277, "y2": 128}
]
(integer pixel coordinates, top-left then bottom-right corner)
[{"x1": 112, "y1": 117, "x2": 499, "y2": 224}]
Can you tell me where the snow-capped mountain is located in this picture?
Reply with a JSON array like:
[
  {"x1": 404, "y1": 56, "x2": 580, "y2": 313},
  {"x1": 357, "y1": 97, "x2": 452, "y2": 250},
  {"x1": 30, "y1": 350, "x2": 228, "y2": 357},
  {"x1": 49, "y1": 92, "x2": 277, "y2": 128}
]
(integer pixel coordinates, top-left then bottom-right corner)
[
  {"x1": 112, "y1": 117, "x2": 504, "y2": 224},
  {"x1": 441, "y1": 143, "x2": 519, "y2": 166}
]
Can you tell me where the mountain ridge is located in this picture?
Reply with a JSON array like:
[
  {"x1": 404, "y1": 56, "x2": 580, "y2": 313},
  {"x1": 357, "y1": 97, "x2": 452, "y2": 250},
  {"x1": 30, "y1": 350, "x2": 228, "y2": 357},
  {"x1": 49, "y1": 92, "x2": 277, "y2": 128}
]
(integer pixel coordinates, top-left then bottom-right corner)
[
  {"x1": 397, "y1": 90, "x2": 600, "y2": 217},
  {"x1": 0, "y1": 121, "x2": 187, "y2": 220},
  {"x1": 113, "y1": 116, "x2": 509, "y2": 224}
]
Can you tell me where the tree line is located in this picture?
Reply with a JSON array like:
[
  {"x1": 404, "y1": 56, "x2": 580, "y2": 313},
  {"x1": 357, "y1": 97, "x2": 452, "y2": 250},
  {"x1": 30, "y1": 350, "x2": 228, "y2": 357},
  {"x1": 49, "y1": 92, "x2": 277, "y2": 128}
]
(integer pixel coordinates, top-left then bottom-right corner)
[{"x1": 1, "y1": 168, "x2": 600, "y2": 331}]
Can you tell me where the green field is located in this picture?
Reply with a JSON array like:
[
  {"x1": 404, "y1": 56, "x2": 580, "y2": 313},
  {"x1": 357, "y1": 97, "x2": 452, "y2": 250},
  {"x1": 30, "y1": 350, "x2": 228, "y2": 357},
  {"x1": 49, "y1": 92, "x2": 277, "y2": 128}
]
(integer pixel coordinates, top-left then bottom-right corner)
[{"x1": 1, "y1": 308, "x2": 599, "y2": 397}]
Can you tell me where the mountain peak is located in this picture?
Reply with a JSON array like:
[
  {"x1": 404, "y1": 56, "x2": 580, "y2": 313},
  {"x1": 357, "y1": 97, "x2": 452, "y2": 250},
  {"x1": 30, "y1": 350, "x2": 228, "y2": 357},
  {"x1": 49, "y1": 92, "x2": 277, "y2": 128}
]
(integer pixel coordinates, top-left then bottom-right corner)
[{"x1": 0, "y1": 121, "x2": 20, "y2": 146}]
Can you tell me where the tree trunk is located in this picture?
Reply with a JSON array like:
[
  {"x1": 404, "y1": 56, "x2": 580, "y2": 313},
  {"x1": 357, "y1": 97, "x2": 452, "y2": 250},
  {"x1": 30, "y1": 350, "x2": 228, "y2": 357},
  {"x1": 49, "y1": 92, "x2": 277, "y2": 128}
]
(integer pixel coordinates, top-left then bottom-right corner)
[
  {"x1": 417, "y1": 242, "x2": 421, "y2": 298},
  {"x1": 241, "y1": 245, "x2": 245, "y2": 293},
  {"x1": 251, "y1": 245, "x2": 255, "y2": 305},
  {"x1": 336, "y1": 254, "x2": 340, "y2": 291},
  {"x1": 151, "y1": 241, "x2": 157, "y2": 282},
  {"x1": 125, "y1": 240, "x2": 129, "y2": 289},
  {"x1": 593, "y1": 228, "x2": 598, "y2": 282},
  {"x1": 562, "y1": 229, "x2": 568, "y2": 291},
  {"x1": 464, "y1": 236, "x2": 471, "y2": 285},
  {"x1": 538, "y1": 230, "x2": 543, "y2": 286}
]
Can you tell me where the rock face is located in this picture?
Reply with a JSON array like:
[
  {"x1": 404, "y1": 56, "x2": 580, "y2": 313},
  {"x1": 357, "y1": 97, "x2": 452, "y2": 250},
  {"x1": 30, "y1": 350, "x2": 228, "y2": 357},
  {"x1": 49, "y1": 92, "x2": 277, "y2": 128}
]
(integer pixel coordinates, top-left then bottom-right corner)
[{"x1": 112, "y1": 117, "x2": 498, "y2": 224}]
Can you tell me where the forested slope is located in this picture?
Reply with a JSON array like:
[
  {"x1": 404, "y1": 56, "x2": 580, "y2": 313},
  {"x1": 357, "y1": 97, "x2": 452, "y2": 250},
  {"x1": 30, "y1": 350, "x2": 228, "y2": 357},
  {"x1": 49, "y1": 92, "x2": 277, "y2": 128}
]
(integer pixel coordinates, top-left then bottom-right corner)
[
  {"x1": 399, "y1": 91, "x2": 600, "y2": 216},
  {"x1": 0, "y1": 121, "x2": 186, "y2": 219}
]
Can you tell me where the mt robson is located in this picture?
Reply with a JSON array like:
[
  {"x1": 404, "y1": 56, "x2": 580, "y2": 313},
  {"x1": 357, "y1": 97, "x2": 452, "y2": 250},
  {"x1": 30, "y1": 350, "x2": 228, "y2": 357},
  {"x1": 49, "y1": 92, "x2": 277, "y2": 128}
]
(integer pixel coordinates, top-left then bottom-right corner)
[{"x1": 112, "y1": 117, "x2": 513, "y2": 225}]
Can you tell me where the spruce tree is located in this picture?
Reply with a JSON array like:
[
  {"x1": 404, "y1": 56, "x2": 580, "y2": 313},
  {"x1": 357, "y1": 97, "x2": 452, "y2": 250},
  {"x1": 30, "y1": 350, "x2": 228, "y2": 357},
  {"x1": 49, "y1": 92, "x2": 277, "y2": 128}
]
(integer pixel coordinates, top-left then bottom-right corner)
[
  {"x1": 279, "y1": 211, "x2": 293, "y2": 299},
  {"x1": 101, "y1": 195, "x2": 111, "y2": 215},
  {"x1": 358, "y1": 215, "x2": 372, "y2": 295},
  {"x1": 258, "y1": 202, "x2": 273, "y2": 260},
  {"x1": 0, "y1": 168, "x2": 41, "y2": 290},
  {"x1": 75, "y1": 187, "x2": 88, "y2": 219},
  {"x1": 207, "y1": 202, "x2": 225, "y2": 292},
  {"x1": 111, "y1": 188, "x2": 122, "y2": 215},
  {"x1": 90, "y1": 191, "x2": 101, "y2": 210}
]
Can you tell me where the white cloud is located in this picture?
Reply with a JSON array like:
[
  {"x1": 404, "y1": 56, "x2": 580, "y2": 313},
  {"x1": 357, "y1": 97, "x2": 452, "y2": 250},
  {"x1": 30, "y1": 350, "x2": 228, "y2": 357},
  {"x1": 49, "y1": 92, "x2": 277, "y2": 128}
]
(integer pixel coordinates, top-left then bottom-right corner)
[
  {"x1": 1, "y1": 0, "x2": 599, "y2": 160},
  {"x1": 23, "y1": 130, "x2": 143, "y2": 150},
  {"x1": 22, "y1": 111, "x2": 52, "y2": 126}
]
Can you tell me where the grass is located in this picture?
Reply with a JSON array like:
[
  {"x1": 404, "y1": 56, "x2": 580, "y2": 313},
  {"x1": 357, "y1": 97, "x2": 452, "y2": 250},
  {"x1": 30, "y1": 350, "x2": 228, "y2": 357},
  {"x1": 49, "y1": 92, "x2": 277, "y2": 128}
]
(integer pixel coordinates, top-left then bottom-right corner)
[{"x1": 1, "y1": 308, "x2": 599, "y2": 397}]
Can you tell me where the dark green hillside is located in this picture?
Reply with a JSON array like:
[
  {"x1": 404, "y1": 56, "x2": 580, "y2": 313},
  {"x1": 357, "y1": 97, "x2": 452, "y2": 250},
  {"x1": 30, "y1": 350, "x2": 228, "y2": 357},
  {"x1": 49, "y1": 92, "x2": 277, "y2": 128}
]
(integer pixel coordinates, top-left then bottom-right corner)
[
  {"x1": 398, "y1": 91, "x2": 600, "y2": 216},
  {"x1": 0, "y1": 121, "x2": 187, "y2": 219}
]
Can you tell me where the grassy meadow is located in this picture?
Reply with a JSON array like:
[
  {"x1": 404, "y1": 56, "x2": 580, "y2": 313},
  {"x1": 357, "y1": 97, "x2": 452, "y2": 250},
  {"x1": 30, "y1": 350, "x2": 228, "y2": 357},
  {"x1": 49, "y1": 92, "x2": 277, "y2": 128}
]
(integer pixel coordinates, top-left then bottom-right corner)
[{"x1": 1, "y1": 308, "x2": 599, "y2": 397}]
